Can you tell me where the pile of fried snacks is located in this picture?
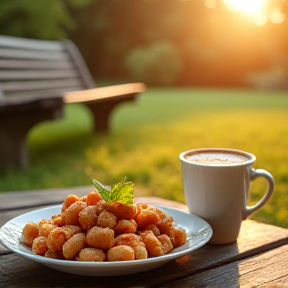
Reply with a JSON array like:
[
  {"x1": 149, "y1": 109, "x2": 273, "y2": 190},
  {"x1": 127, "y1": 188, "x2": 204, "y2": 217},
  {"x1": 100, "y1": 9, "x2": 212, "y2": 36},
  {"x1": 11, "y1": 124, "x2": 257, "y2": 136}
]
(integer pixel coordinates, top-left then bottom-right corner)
[{"x1": 22, "y1": 191, "x2": 187, "y2": 261}]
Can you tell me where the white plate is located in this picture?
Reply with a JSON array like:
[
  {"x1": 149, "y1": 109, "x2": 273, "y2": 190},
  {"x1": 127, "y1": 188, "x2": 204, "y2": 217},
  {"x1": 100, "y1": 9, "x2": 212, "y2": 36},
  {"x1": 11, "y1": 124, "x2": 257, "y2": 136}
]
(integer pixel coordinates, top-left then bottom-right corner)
[{"x1": 0, "y1": 205, "x2": 212, "y2": 276}]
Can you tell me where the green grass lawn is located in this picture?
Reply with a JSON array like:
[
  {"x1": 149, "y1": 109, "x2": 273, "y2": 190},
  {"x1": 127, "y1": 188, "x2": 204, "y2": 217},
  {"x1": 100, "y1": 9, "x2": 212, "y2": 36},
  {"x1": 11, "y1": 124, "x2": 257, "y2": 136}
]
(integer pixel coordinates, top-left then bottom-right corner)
[{"x1": 1, "y1": 87, "x2": 288, "y2": 228}]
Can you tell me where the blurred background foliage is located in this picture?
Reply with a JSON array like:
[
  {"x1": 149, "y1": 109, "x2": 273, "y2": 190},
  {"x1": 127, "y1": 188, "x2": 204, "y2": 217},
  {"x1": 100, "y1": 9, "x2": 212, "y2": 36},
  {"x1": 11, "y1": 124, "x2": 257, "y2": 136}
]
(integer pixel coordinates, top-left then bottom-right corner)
[
  {"x1": 0, "y1": 0, "x2": 287, "y2": 87},
  {"x1": 1, "y1": 0, "x2": 288, "y2": 227}
]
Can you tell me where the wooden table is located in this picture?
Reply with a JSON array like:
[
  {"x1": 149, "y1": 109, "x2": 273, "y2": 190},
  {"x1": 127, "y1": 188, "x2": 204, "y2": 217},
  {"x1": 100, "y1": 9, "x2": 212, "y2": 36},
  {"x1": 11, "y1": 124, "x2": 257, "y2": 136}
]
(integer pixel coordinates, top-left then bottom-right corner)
[{"x1": 1, "y1": 186, "x2": 288, "y2": 287}]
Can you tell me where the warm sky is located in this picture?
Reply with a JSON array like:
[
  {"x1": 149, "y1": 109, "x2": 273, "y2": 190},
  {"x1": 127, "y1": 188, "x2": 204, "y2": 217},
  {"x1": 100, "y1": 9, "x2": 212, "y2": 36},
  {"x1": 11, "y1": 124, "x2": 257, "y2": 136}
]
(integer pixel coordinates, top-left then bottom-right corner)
[{"x1": 205, "y1": 0, "x2": 286, "y2": 26}]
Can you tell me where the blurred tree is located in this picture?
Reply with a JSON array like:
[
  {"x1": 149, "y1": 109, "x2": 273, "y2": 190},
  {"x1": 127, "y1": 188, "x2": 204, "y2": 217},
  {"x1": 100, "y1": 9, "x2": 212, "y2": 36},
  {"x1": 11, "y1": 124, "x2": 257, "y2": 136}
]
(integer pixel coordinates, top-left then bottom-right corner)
[
  {"x1": 125, "y1": 41, "x2": 182, "y2": 85},
  {"x1": 70, "y1": 0, "x2": 288, "y2": 86},
  {"x1": 0, "y1": 0, "x2": 92, "y2": 39},
  {"x1": 1, "y1": 0, "x2": 287, "y2": 87}
]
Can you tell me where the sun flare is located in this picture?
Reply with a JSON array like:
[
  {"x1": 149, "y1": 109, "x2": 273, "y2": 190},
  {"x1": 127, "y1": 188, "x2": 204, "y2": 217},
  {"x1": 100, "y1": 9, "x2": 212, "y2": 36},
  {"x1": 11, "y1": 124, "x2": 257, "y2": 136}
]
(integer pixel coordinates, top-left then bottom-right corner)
[{"x1": 222, "y1": 0, "x2": 266, "y2": 16}]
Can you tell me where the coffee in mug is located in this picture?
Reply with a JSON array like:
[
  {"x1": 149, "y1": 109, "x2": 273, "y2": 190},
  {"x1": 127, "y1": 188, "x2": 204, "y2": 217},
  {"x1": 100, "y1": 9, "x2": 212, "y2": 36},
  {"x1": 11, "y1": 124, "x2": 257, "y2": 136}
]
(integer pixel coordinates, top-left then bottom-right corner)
[{"x1": 179, "y1": 148, "x2": 274, "y2": 245}]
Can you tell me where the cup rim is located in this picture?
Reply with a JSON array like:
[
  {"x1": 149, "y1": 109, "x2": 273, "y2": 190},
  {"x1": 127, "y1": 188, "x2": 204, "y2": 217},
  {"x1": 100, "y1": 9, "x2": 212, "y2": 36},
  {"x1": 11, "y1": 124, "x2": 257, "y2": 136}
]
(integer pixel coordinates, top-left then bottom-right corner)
[{"x1": 179, "y1": 148, "x2": 256, "y2": 167}]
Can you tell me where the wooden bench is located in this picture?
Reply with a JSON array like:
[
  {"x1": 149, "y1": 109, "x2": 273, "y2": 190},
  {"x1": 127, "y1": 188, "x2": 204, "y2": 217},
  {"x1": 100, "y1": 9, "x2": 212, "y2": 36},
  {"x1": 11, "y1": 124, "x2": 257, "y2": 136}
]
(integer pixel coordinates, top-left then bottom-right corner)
[{"x1": 0, "y1": 35, "x2": 145, "y2": 169}]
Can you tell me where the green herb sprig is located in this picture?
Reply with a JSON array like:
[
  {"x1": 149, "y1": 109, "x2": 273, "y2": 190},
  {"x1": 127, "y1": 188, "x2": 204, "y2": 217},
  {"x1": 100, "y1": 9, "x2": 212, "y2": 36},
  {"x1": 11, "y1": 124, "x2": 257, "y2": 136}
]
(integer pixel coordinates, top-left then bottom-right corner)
[{"x1": 92, "y1": 178, "x2": 134, "y2": 205}]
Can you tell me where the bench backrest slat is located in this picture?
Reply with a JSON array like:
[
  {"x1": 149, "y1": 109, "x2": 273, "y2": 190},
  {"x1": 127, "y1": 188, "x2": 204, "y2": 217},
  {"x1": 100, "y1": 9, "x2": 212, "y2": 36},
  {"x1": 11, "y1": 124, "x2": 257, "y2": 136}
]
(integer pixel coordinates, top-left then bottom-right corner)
[
  {"x1": 1, "y1": 78, "x2": 83, "y2": 92},
  {"x1": 0, "y1": 48, "x2": 69, "y2": 61},
  {"x1": 0, "y1": 59, "x2": 75, "y2": 71},
  {"x1": 0, "y1": 35, "x2": 95, "y2": 101},
  {"x1": 0, "y1": 35, "x2": 64, "y2": 51},
  {"x1": 4, "y1": 87, "x2": 85, "y2": 101},
  {"x1": 0, "y1": 59, "x2": 74, "y2": 70},
  {"x1": 0, "y1": 69, "x2": 79, "y2": 80}
]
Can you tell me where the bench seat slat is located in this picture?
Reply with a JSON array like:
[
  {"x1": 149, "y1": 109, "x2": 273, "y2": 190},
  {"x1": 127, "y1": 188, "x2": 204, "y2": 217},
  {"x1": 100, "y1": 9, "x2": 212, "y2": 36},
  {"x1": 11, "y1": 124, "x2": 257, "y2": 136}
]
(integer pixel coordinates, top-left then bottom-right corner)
[
  {"x1": 1, "y1": 78, "x2": 84, "y2": 92},
  {"x1": 0, "y1": 59, "x2": 74, "y2": 70},
  {"x1": 0, "y1": 48, "x2": 68, "y2": 61},
  {"x1": 0, "y1": 69, "x2": 79, "y2": 80}
]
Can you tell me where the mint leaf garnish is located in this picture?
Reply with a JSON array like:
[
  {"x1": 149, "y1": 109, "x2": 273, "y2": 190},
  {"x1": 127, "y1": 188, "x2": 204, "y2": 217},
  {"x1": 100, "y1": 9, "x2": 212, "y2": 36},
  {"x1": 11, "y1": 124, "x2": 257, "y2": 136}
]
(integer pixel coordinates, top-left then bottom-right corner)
[{"x1": 92, "y1": 178, "x2": 134, "y2": 205}]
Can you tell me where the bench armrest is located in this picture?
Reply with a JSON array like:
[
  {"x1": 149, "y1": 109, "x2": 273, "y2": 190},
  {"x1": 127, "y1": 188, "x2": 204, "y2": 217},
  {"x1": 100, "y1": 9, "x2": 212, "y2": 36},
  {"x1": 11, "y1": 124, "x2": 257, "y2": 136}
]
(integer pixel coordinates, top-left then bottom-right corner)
[{"x1": 63, "y1": 83, "x2": 146, "y2": 104}]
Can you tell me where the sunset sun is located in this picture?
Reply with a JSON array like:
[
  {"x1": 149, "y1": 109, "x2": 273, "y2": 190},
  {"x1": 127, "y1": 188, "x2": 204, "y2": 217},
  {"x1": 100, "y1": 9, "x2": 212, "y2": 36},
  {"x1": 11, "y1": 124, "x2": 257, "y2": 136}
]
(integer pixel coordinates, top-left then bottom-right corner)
[{"x1": 222, "y1": 0, "x2": 266, "y2": 16}]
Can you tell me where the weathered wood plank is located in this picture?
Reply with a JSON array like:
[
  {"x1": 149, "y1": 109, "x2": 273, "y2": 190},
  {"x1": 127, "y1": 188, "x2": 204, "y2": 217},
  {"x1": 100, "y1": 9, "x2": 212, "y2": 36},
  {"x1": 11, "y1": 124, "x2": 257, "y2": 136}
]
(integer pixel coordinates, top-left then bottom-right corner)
[
  {"x1": 0, "y1": 186, "x2": 92, "y2": 211},
  {"x1": 1, "y1": 189, "x2": 288, "y2": 287},
  {"x1": 0, "y1": 253, "x2": 163, "y2": 288},
  {"x1": 161, "y1": 244, "x2": 288, "y2": 288},
  {"x1": 1, "y1": 222, "x2": 288, "y2": 287},
  {"x1": 1, "y1": 196, "x2": 288, "y2": 285}
]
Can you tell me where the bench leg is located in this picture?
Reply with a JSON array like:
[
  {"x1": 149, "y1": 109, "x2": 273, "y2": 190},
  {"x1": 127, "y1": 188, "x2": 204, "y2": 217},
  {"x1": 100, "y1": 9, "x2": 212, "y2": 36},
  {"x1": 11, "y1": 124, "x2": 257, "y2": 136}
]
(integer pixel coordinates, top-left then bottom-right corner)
[
  {"x1": 0, "y1": 103, "x2": 63, "y2": 169},
  {"x1": 0, "y1": 128, "x2": 29, "y2": 169},
  {"x1": 85, "y1": 95, "x2": 136, "y2": 133}
]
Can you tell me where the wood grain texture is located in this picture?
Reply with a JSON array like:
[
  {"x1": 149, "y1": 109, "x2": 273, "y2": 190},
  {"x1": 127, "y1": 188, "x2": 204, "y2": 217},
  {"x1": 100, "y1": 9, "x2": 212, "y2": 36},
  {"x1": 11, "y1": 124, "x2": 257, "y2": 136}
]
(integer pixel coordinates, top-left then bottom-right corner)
[
  {"x1": 0, "y1": 186, "x2": 91, "y2": 211},
  {"x1": 1, "y1": 189, "x2": 288, "y2": 287},
  {"x1": 1, "y1": 223, "x2": 288, "y2": 288},
  {"x1": 161, "y1": 244, "x2": 288, "y2": 288}
]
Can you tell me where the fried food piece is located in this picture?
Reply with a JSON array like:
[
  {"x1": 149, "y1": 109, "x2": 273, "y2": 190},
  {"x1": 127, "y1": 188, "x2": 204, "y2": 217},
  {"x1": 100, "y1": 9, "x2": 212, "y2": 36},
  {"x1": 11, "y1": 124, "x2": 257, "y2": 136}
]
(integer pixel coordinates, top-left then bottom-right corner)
[
  {"x1": 79, "y1": 195, "x2": 87, "y2": 202},
  {"x1": 114, "y1": 219, "x2": 137, "y2": 235},
  {"x1": 114, "y1": 233, "x2": 147, "y2": 259},
  {"x1": 61, "y1": 225, "x2": 82, "y2": 240},
  {"x1": 63, "y1": 201, "x2": 87, "y2": 226},
  {"x1": 156, "y1": 215, "x2": 173, "y2": 235},
  {"x1": 107, "y1": 245, "x2": 135, "y2": 261},
  {"x1": 135, "y1": 203, "x2": 148, "y2": 216},
  {"x1": 32, "y1": 236, "x2": 48, "y2": 255},
  {"x1": 97, "y1": 210, "x2": 117, "y2": 229},
  {"x1": 99, "y1": 202, "x2": 136, "y2": 219},
  {"x1": 38, "y1": 219, "x2": 52, "y2": 226},
  {"x1": 86, "y1": 226, "x2": 114, "y2": 250},
  {"x1": 145, "y1": 224, "x2": 161, "y2": 236},
  {"x1": 139, "y1": 230, "x2": 164, "y2": 257},
  {"x1": 134, "y1": 206, "x2": 161, "y2": 230},
  {"x1": 45, "y1": 249, "x2": 64, "y2": 259},
  {"x1": 158, "y1": 234, "x2": 173, "y2": 254},
  {"x1": 134, "y1": 246, "x2": 148, "y2": 259},
  {"x1": 47, "y1": 227, "x2": 66, "y2": 251},
  {"x1": 51, "y1": 214, "x2": 65, "y2": 226},
  {"x1": 86, "y1": 191, "x2": 102, "y2": 206},
  {"x1": 62, "y1": 233, "x2": 86, "y2": 260},
  {"x1": 78, "y1": 205, "x2": 98, "y2": 231},
  {"x1": 114, "y1": 233, "x2": 144, "y2": 248},
  {"x1": 169, "y1": 226, "x2": 187, "y2": 248},
  {"x1": 38, "y1": 222, "x2": 57, "y2": 238},
  {"x1": 61, "y1": 194, "x2": 79, "y2": 212},
  {"x1": 155, "y1": 207, "x2": 166, "y2": 219},
  {"x1": 23, "y1": 221, "x2": 39, "y2": 247},
  {"x1": 76, "y1": 248, "x2": 106, "y2": 262}
]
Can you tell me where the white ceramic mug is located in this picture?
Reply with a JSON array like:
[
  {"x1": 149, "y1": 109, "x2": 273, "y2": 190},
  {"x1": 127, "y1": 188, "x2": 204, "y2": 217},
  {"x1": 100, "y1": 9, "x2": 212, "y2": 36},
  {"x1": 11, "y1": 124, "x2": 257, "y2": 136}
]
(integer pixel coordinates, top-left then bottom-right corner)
[{"x1": 179, "y1": 148, "x2": 274, "y2": 244}]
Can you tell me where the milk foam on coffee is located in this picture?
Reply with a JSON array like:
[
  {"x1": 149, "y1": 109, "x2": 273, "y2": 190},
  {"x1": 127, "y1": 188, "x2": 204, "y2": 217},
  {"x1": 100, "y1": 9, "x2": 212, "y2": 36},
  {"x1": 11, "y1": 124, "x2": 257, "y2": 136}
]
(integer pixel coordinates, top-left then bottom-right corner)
[{"x1": 186, "y1": 152, "x2": 249, "y2": 165}]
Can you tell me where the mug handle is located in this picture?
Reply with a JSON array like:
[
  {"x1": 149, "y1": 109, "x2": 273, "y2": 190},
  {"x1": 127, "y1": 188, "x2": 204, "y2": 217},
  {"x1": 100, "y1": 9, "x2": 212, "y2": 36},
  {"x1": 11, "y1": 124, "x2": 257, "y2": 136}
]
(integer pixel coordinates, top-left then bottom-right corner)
[{"x1": 243, "y1": 168, "x2": 274, "y2": 220}]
